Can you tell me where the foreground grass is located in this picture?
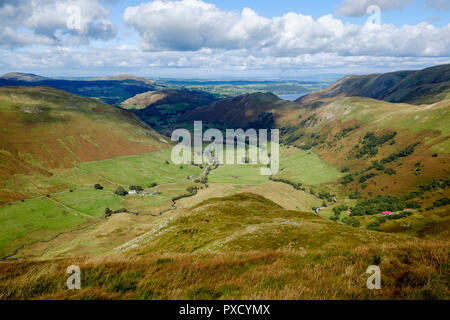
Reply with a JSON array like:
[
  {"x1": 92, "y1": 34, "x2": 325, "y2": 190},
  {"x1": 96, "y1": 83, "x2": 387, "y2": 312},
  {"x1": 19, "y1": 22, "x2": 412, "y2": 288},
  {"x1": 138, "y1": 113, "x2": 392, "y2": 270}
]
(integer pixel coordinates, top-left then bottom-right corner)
[
  {"x1": 0, "y1": 240, "x2": 447, "y2": 300},
  {"x1": 0, "y1": 193, "x2": 447, "y2": 300}
]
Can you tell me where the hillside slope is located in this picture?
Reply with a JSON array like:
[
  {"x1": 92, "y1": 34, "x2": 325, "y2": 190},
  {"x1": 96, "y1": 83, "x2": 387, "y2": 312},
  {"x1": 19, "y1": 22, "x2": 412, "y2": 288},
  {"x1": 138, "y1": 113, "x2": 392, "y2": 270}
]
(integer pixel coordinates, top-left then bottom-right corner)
[
  {"x1": 123, "y1": 89, "x2": 218, "y2": 135},
  {"x1": 277, "y1": 95, "x2": 450, "y2": 196},
  {"x1": 297, "y1": 64, "x2": 450, "y2": 105},
  {"x1": 1, "y1": 193, "x2": 447, "y2": 300},
  {"x1": 181, "y1": 92, "x2": 297, "y2": 129},
  {"x1": 0, "y1": 86, "x2": 167, "y2": 203}
]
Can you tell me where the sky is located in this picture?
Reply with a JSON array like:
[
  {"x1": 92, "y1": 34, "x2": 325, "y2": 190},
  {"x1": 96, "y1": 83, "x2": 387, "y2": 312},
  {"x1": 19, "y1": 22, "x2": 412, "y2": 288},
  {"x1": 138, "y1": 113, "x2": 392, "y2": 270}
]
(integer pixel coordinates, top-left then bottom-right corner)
[{"x1": 0, "y1": 0, "x2": 449, "y2": 79}]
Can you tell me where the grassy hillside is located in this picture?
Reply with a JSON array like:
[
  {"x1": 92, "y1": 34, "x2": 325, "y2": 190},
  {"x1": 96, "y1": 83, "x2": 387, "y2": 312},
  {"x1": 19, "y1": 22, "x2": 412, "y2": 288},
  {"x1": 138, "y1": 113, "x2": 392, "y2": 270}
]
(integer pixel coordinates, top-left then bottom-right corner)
[
  {"x1": 279, "y1": 96, "x2": 450, "y2": 195},
  {"x1": 0, "y1": 193, "x2": 447, "y2": 300},
  {"x1": 0, "y1": 86, "x2": 168, "y2": 203}
]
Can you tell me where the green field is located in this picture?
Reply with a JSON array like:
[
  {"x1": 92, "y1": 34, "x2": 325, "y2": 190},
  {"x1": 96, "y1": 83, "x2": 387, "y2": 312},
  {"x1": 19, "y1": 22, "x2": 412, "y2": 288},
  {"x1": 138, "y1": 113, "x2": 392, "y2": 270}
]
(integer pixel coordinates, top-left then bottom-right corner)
[
  {"x1": 78, "y1": 151, "x2": 202, "y2": 186},
  {"x1": 0, "y1": 150, "x2": 204, "y2": 258},
  {"x1": 208, "y1": 165, "x2": 270, "y2": 184},
  {"x1": 275, "y1": 149, "x2": 343, "y2": 185},
  {"x1": 52, "y1": 189, "x2": 123, "y2": 218},
  {"x1": 0, "y1": 198, "x2": 88, "y2": 257}
]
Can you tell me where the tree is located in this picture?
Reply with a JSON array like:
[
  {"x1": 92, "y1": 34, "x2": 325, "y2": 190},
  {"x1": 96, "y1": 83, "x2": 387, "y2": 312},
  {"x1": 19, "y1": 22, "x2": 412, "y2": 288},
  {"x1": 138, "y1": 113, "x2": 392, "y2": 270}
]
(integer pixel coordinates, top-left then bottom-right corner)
[
  {"x1": 94, "y1": 184, "x2": 103, "y2": 190},
  {"x1": 105, "y1": 208, "x2": 113, "y2": 217},
  {"x1": 149, "y1": 182, "x2": 157, "y2": 188},
  {"x1": 130, "y1": 185, "x2": 144, "y2": 192},
  {"x1": 114, "y1": 186, "x2": 128, "y2": 196}
]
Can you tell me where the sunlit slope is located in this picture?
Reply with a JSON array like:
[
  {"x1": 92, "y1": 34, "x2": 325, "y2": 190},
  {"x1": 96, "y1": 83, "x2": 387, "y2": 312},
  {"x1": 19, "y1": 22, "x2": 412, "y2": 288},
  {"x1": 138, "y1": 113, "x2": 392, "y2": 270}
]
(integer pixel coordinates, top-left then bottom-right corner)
[
  {"x1": 277, "y1": 95, "x2": 450, "y2": 196},
  {"x1": 125, "y1": 193, "x2": 406, "y2": 255},
  {"x1": 0, "y1": 86, "x2": 167, "y2": 202}
]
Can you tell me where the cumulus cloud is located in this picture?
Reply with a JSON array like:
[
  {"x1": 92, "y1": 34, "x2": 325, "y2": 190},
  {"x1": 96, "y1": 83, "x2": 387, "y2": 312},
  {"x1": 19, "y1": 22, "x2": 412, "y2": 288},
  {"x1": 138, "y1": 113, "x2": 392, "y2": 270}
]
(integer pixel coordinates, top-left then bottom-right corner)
[
  {"x1": 337, "y1": 0, "x2": 412, "y2": 17},
  {"x1": 1, "y1": 0, "x2": 449, "y2": 76},
  {"x1": 123, "y1": 0, "x2": 450, "y2": 58},
  {"x1": 123, "y1": 0, "x2": 270, "y2": 51},
  {"x1": 426, "y1": 0, "x2": 450, "y2": 10},
  {"x1": 0, "y1": 0, "x2": 117, "y2": 48}
]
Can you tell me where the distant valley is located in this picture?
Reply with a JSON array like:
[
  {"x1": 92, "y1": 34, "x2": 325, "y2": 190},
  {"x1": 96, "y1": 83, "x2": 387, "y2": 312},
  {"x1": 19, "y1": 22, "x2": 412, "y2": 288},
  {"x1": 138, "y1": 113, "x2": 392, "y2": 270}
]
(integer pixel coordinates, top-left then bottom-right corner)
[{"x1": 0, "y1": 64, "x2": 448, "y2": 300}]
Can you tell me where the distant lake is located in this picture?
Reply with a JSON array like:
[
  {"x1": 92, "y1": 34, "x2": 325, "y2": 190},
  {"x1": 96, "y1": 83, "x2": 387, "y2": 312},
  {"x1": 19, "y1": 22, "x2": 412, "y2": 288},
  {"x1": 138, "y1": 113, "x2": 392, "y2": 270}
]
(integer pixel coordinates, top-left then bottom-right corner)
[{"x1": 277, "y1": 92, "x2": 309, "y2": 101}]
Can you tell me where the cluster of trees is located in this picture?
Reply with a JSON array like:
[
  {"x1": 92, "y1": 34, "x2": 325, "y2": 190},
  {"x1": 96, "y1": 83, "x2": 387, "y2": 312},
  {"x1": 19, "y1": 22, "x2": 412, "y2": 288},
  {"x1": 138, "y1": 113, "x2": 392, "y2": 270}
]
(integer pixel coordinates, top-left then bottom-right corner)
[
  {"x1": 269, "y1": 176, "x2": 303, "y2": 190},
  {"x1": 318, "y1": 191, "x2": 334, "y2": 202},
  {"x1": 354, "y1": 131, "x2": 397, "y2": 158},
  {"x1": 105, "y1": 207, "x2": 129, "y2": 218},
  {"x1": 366, "y1": 210, "x2": 413, "y2": 231},
  {"x1": 433, "y1": 197, "x2": 450, "y2": 208},
  {"x1": 130, "y1": 185, "x2": 144, "y2": 192},
  {"x1": 113, "y1": 185, "x2": 148, "y2": 196},
  {"x1": 359, "y1": 173, "x2": 376, "y2": 183},
  {"x1": 379, "y1": 142, "x2": 419, "y2": 165},
  {"x1": 114, "y1": 187, "x2": 128, "y2": 196},
  {"x1": 349, "y1": 195, "x2": 421, "y2": 216},
  {"x1": 341, "y1": 217, "x2": 360, "y2": 227},
  {"x1": 94, "y1": 184, "x2": 103, "y2": 190},
  {"x1": 384, "y1": 168, "x2": 396, "y2": 175},
  {"x1": 339, "y1": 125, "x2": 360, "y2": 138},
  {"x1": 172, "y1": 186, "x2": 199, "y2": 201},
  {"x1": 402, "y1": 179, "x2": 450, "y2": 202},
  {"x1": 341, "y1": 174, "x2": 354, "y2": 185},
  {"x1": 349, "y1": 191, "x2": 361, "y2": 199}
]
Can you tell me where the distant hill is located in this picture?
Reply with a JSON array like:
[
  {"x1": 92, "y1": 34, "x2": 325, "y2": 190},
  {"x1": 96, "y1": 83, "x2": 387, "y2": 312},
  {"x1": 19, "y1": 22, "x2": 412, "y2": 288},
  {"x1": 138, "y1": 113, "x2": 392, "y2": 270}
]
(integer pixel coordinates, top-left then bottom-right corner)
[
  {"x1": 181, "y1": 92, "x2": 297, "y2": 129},
  {"x1": 0, "y1": 86, "x2": 167, "y2": 202},
  {"x1": 1, "y1": 72, "x2": 49, "y2": 82},
  {"x1": 297, "y1": 64, "x2": 450, "y2": 105},
  {"x1": 90, "y1": 74, "x2": 156, "y2": 85},
  {"x1": 0, "y1": 73, "x2": 168, "y2": 105},
  {"x1": 125, "y1": 89, "x2": 218, "y2": 135}
]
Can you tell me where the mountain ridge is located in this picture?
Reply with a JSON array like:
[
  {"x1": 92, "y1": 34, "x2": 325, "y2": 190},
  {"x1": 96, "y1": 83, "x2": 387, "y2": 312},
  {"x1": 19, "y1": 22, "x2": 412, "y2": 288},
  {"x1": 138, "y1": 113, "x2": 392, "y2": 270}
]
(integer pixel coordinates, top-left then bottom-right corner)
[{"x1": 297, "y1": 64, "x2": 450, "y2": 105}]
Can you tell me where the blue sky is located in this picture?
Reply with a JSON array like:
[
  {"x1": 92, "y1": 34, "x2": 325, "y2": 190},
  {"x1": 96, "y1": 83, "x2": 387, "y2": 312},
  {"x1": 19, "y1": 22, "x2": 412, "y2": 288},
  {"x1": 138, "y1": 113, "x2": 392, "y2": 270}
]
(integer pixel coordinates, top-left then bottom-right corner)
[
  {"x1": 0, "y1": 0, "x2": 449, "y2": 78},
  {"x1": 107, "y1": 0, "x2": 449, "y2": 26}
]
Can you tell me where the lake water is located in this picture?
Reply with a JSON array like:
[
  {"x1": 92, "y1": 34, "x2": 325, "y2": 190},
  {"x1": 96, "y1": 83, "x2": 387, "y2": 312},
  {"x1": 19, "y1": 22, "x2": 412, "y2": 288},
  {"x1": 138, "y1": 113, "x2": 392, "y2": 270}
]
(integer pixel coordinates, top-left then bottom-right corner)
[{"x1": 277, "y1": 92, "x2": 309, "y2": 101}]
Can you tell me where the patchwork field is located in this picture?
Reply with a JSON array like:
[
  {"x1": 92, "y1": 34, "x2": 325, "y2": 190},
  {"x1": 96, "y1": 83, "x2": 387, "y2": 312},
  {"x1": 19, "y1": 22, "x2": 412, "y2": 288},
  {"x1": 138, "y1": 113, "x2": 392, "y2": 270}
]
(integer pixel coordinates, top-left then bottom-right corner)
[
  {"x1": 78, "y1": 151, "x2": 202, "y2": 186},
  {"x1": 0, "y1": 197, "x2": 90, "y2": 258},
  {"x1": 276, "y1": 149, "x2": 343, "y2": 185},
  {"x1": 0, "y1": 148, "x2": 207, "y2": 260}
]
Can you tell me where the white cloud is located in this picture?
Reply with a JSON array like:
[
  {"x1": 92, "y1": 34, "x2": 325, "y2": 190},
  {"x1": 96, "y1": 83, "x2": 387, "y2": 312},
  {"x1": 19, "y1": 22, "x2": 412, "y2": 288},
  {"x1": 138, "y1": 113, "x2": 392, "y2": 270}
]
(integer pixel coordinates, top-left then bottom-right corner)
[
  {"x1": 123, "y1": 0, "x2": 450, "y2": 58},
  {"x1": 0, "y1": 0, "x2": 117, "y2": 48},
  {"x1": 337, "y1": 0, "x2": 412, "y2": 17},
  {"x1": 123, "y1": 0, "x2": 270, "y2": 51},
  {"x1": 1, "y1": 0, "x2": 449, "y2": 76}
]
